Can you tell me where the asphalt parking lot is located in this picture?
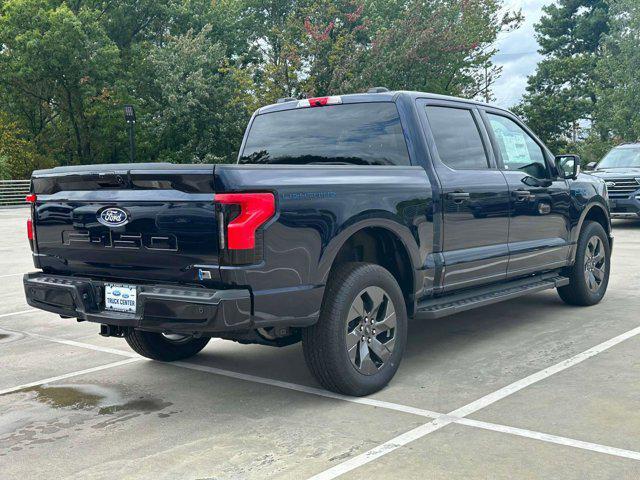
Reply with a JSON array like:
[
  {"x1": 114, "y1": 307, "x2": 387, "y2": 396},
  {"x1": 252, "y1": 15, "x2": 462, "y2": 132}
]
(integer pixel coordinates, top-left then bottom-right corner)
[{"x1": 1, "y1": 207, "x2": 639, "y2": 479}]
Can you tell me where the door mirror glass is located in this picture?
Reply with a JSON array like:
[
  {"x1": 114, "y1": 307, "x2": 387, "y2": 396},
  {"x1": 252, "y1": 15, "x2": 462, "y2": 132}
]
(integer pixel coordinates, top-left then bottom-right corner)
[
  {"x1": 585, "y1": 161, "x2": 597, "y2": 170},
  {"x1": 555, "y1": 154, "x2": 581, "y2": 179}
]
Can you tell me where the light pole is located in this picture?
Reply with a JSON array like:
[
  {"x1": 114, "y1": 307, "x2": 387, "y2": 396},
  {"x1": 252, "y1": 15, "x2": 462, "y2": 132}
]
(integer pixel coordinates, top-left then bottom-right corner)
[{"x1": 124, "y1": 105, "x2": 136, "y2": 162}]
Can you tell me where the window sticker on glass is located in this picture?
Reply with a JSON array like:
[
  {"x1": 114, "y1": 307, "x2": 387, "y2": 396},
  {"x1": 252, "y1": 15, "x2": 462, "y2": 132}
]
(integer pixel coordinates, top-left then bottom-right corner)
[
  {"x1": 490, "y1": 120, "x2": 531, "y2": 167},
  {"x1": 487, "y1": 114, "x2": 547, "y2": 178}
]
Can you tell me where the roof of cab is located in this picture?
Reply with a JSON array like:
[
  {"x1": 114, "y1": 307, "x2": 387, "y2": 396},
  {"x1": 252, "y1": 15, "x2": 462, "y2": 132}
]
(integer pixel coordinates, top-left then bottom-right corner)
[{"x1": 257, "y1": 90, "x2": 511, "y2": 115}]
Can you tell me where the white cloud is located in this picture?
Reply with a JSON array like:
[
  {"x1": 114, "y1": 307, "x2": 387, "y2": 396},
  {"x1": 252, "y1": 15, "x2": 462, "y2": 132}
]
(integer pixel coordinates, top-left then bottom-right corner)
[{"x1": 491, "y1": 0, "x2": 553, "y2": 109}]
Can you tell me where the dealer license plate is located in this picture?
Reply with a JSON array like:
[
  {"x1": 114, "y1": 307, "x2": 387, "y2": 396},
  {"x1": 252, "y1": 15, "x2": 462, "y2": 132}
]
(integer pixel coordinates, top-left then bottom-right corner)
[{"x1": 104, "y1": 284, "x2": 137, "y2": 313}]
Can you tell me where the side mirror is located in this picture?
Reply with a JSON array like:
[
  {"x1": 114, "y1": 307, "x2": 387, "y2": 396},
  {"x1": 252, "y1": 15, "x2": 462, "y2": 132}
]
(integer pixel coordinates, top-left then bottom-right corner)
[
  {"x1": 555, "y1": 154, "x2": 581, "y2": 180},
  {"x1": 586, "y1": 162, "x2": 597, "y2": 171}
]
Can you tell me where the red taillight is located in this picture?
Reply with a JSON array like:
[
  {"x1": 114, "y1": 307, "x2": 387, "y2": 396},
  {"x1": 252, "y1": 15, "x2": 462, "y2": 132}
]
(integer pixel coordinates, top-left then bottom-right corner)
[
  {"x1": 26, "y1": 194, "x2": 36, "y2": 246},
  {"x1": 216, "y1": 193, "x2": 275, "y2": 250},
  {"x1": 297, "y1": 96, "x2": 342, "y2": 108}
]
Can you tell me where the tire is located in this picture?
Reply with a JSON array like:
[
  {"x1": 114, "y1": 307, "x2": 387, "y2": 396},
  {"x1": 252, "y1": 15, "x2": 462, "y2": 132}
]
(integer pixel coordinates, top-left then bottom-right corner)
[
  {"x1": 302, "y1": 262, "x2": 408, "y2": 396},
  {"x1": 558, "y1": 221, "x2": 611, "y2": 306},
  {"x1": 125, "y1": 330, "x2": 210, "y2": 361}
]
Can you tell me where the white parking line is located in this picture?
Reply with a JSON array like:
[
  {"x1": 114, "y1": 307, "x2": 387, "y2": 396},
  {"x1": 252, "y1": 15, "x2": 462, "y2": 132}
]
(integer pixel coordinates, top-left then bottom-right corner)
[
  {"x1": 456, "y1": 417, "x2": 640, "y2": 461},
  {"x1": 309, "y1": 414, "x2": 640, "y2": 480},
  {"x1": 0, "y1": 308, "x2": 37, "y2": 319},
  {"x1": 0, "y1": 324, "x2": 443, "y2": 419},
  {"x1": 310, "y1": 324, "x2": 640, "y2": 479},
  {"x1": 2, "y1": 310, "x2": 640, "y2": 472},
  {"x1": 20, "y1": 330, "x2": 141, "y2": 358},
  {"x1": 449, "y1": 324, "x2": 640, "y2": 418},
  {"x1": 0, "y1": 358, "x2": 141, "y2": 396},
  {"x1": 309, "y1": 419, "x2": 452, "y2": 480},
  {"x1": 171, "y1": 359, "x2": 444, "y2": 418},
  {"x1": 0, "y1": 272, "x2": 25, "y2": 278}
]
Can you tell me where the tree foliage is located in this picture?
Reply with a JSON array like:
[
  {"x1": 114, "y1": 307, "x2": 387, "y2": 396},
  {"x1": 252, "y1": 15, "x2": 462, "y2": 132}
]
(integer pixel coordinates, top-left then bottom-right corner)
[
  {"x1": 596, "y1": 0, "x2": 640, "y2": 143},
  {"x1": 515, "y1": 0, "x2": 609, "y2": 154},
  {"x1": 0, "y1": 0, "x2": 520, "y2": 177},
  {"x1": 0, "y1": 0, "x2": 120, "y2": 164},
  {"x1": 135, "y1": 26, "x2": 255, "y2": 163},
  {"x1": 354, "y1": 0, "x2": 521, "y2": 97},
  {"x1": 516, "y1": 0, "x2": 640, "y2": 161},
  {"x1": 0, "y1": 111, "x2": 53, "y2": 179}
]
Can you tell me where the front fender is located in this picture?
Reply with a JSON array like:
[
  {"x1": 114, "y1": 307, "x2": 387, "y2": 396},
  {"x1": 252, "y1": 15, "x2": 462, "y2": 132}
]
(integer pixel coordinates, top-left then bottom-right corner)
[{"x1": 568, "y1": 200, "x2": 612, "y2": 263}]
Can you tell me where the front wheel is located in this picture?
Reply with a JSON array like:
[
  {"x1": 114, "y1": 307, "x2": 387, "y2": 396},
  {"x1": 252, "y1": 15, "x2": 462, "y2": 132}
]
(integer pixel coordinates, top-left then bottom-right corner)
[
  {"x1": 125, "y1": 330, "x2": 210, "y2": 361},
  {"x1": 302, "y1": 262, "x2": 408, "y2": 396},
  {"x1": 558, "y1": 221, "x2": 611, "y2": 306}
]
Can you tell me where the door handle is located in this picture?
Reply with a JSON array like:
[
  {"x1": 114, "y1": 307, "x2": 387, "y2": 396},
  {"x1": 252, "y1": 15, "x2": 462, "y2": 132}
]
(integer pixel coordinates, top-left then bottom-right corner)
[
  {"x1": 448, "y1": 192, "x2": 470, "y2": 203},
  {"x1": 514, "y1": 190, "x2": 532, "y2": 201}
]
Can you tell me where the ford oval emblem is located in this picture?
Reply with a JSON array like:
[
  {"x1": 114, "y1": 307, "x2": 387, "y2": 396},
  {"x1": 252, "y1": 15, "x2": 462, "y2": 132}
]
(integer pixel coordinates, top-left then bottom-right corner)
[
  {"x1": 605, "y1": 181, "x2": 616, "y2": 188},
  {"x1": 98, "y1": 207, "x2": 129, "y2": 227}
]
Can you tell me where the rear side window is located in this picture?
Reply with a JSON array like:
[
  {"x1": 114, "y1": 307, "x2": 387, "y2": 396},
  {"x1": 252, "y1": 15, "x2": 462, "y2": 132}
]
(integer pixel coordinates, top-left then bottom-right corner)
[
  {"x1": 425, "y1": 106, "x2": 489, "y2": 170},
  {"x1": 239, "y1": 103, "x2": 410, "y2": 166}
]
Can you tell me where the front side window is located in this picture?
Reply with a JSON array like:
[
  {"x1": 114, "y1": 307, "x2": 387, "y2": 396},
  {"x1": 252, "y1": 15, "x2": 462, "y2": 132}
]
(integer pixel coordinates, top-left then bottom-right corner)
[
  {"x1": 425, "y1": 106, "x2": 489, "y2": 170},
  {"x1": 239, "y1": 102, "x2": 410, "y2": 166},
  {"x1": 487, "y1": 114, "x2": 548, "y2": 178}
]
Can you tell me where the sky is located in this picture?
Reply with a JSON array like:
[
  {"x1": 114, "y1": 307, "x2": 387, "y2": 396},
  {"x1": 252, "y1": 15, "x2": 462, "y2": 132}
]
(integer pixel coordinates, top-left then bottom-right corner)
[{"x1": 491, "y1": 0, "x2": 552, "y2": 108}]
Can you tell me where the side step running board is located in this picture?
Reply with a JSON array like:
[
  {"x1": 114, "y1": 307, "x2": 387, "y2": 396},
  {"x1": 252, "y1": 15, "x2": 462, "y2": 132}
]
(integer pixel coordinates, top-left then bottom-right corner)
[{"x1": 415, "y1": 273, "x2": 570, "y2": 320}]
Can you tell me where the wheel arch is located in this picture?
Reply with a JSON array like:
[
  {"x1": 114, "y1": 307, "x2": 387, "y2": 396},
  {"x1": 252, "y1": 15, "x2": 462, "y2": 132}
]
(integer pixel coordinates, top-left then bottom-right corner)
[
  {"x1": 570, "y1": 202, "x2": 612, "y2": 262},
  {"x1": 318, "y1": 218, "x2": 422, "y2": 316}
]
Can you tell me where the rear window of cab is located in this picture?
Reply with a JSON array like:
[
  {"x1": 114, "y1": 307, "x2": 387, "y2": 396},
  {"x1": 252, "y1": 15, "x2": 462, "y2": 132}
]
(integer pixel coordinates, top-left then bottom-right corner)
[{"x1": 239, "y1": 102, "x2": 411, "y2": 166}]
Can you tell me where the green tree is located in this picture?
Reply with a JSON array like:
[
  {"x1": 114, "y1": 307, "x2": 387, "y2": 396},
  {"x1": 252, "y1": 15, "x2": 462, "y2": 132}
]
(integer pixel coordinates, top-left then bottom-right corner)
[
  {"x1": 515, "y1": 0, "x2": 610, "y2": 153},
  {"x1": 237, "y1": 0, "x2": 521, "y2": 101},
  {"x1": 299, "y1": 0, "x2": 370, "y2": 96},
  {"x1": 0, "y1": 0, "x2": 121, "y2": 164},
  {"x1": 0, "y1": 111, "x2": 53, "y2": 179},
  {"x1": 596, "y1": 0, "x2": 640, "y2": 143},
  {"x1": 353, "y1": 0, "x2": 521, "y2": 97},
  {"x1": 0, "y1": 0, "x2": 530, "y2": 176},
  {"x1": 134, "y1": 25, "x2": 254, "y2": 163}
]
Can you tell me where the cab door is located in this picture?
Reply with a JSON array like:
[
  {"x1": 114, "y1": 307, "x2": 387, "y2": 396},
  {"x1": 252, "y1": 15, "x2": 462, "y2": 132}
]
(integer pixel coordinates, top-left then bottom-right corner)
[
  {"x1": 420, "y1": 101, "x2": 510, "y2": 291},
  {"x1": 481, "y1": 110, "x2": 571, "y2": 277}
]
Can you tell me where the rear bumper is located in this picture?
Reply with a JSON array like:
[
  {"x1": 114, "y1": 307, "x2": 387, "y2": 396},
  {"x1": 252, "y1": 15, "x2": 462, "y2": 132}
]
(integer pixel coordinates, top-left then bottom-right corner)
[{"x1": 23, "y1": 272, "x2": 252, "y2": 334}]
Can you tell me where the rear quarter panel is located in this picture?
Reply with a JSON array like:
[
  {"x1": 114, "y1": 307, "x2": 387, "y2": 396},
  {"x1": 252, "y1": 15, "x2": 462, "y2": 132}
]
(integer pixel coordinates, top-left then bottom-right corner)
[{"x1": 214, "y1": 164, "x2": 434, "y2": 326}]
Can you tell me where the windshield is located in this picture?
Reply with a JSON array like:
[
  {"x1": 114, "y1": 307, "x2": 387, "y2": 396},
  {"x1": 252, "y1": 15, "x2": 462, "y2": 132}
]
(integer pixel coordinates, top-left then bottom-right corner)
[
  {"x1": 239, "y1": 102, "x2": 410, "y2": 166},
  {"x1": 598, "y1": 147, "x2": 640, "y2": 169}
]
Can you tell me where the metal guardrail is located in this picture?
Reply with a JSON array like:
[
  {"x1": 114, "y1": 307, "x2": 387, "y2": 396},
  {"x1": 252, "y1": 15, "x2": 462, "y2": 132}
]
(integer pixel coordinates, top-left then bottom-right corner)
[{"x1": 0, "y1": 180, "x2": 30, "y2": 207}]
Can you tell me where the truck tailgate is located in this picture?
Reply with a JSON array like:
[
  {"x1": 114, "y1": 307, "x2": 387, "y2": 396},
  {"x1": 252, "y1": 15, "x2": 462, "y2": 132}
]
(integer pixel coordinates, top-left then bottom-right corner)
[{"x1": 31, "y1": 164, "x2": 220, "y2": 284}]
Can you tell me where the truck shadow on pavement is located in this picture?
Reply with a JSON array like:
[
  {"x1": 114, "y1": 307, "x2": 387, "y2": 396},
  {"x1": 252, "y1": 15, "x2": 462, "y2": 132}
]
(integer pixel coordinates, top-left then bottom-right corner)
[{"x1": 189, "y1": 289, "x2": 610, "y2": 392}]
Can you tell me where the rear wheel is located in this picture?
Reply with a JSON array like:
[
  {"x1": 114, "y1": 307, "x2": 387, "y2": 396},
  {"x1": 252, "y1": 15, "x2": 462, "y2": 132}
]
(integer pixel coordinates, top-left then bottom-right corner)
[
  {"x1": 558, "y1": 221, "x2": 610, "y2": 306},
  {"x1": 125, "y1": 330, "x2": 210, "y2": 361},
  {"x1": 302, "y1": 262, "x2": 407, "y2": 396}
]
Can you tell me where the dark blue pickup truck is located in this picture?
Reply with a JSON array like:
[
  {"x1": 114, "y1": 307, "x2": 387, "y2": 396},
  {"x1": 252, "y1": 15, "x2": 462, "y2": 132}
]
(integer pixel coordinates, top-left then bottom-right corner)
[{"x1": 24, "y1": 90, "x2": 612, "y2": 396}]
